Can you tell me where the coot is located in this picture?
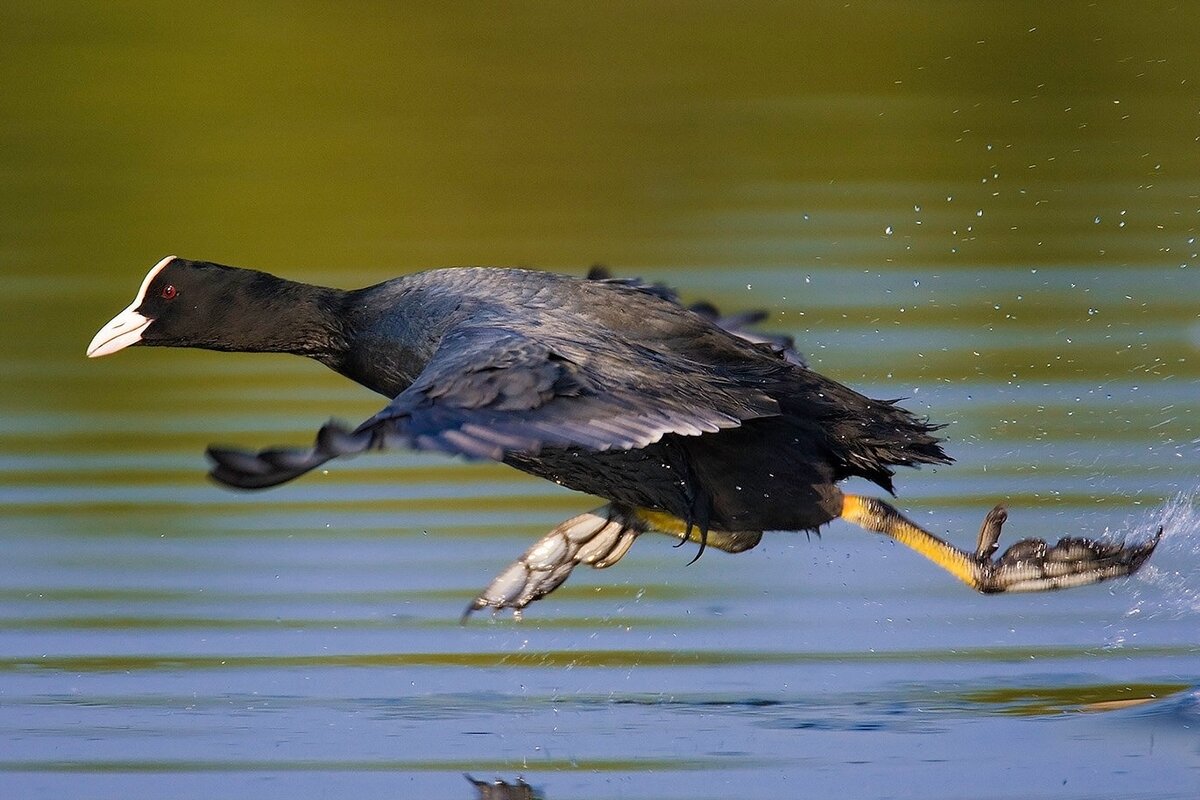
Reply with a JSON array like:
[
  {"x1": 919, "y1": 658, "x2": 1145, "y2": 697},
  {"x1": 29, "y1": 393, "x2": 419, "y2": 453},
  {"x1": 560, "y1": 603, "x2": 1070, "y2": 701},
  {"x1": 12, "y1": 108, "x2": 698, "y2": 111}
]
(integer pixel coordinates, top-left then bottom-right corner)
[{"x1": 88, "y1": 257, "x2": 1159, "y2": 617}]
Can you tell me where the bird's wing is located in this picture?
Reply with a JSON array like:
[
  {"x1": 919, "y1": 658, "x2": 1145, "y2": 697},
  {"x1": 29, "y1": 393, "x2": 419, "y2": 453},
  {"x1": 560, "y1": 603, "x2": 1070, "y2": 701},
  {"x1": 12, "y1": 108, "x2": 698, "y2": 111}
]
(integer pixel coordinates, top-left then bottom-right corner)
[
  {"x1": 207, "y1": 323, "x2": 780, "y2": 489},
  {"x1": 586, "y1": 266, "x2": 805, "y2": 366}
]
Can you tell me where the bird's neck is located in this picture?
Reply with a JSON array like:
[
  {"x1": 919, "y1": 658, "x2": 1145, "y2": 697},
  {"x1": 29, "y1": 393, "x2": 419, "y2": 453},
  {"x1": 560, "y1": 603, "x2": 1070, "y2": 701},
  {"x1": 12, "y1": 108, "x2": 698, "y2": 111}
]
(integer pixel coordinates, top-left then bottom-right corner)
[{"x1": 215, "y1": 271, "x2": 352, "y2": 360}]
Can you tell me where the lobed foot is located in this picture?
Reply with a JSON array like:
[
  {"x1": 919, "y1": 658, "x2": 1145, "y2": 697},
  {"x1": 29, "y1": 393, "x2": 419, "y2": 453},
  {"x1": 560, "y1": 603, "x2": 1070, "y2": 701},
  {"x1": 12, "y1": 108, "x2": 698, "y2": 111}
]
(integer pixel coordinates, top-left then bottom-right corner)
[
  {"x1": 462, "y1": 505, "x2": 765, "y2": 620},
  {"x1": 462, "y1": 505, "x2": 643, "y2": 621},
  {"x1": 972, "y1": 504, "x2": 1162, "y2": 593},
  {"x1": 842, "y1": 495, "x2": 1161, "y2": 594}
]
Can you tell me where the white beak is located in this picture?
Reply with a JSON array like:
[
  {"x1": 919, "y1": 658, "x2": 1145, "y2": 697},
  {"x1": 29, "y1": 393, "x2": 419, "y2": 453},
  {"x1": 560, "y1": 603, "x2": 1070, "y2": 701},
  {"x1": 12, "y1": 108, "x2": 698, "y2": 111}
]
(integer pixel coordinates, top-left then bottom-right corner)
[
  {"x1": 87, "y1": 306, "x2": 152, "y2": 357},
  {"x1": 86, "y1": 255, "x2": 176, "y2": 358}
]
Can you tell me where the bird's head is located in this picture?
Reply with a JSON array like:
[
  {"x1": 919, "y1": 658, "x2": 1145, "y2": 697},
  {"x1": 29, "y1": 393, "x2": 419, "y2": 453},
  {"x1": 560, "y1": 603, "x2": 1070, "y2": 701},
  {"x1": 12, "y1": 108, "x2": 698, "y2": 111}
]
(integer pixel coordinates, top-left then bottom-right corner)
[{"x1": 87, "y1": 256, "x2": 272, "y2": 357}]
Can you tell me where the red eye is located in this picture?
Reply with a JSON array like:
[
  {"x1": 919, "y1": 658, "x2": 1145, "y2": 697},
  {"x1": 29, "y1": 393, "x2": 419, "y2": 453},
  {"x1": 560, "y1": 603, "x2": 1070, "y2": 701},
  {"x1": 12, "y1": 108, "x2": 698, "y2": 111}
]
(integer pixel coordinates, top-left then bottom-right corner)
[{"x1": 161, "y1": 284, "x2": 177, "y2": 300}]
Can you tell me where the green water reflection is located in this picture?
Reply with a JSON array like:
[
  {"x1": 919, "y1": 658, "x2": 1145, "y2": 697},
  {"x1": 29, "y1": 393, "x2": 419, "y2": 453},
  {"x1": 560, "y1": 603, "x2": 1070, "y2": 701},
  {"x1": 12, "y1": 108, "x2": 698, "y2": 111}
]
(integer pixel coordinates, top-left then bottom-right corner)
[{"x1": 1, "y1": 3, "x2": 1198, "y2": 800}]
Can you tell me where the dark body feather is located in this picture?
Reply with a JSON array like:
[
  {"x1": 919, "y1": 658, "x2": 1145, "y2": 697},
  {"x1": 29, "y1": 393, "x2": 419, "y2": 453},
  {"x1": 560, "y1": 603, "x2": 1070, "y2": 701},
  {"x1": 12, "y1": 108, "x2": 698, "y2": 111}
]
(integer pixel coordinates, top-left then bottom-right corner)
[{"x1": 315, "y1": 267, "x2": 949, "y2": 533}]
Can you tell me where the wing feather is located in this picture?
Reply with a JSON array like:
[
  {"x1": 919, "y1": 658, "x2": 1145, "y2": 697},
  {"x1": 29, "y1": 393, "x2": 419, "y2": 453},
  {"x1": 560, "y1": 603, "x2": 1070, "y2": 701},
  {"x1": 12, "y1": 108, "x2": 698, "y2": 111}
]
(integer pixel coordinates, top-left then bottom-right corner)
[
  {"x1": 369, "y1": 324, "x2": 780, "y2": 458},
  {"x1": 208, "y1": 321, "x2": 782, "y2": 487}
]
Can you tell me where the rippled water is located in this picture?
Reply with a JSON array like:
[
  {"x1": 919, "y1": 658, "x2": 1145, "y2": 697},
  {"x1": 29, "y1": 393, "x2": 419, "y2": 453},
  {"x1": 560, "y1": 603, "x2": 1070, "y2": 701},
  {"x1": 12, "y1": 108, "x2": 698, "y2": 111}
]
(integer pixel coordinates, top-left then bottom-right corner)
[{"x1": 2, "y1": 4, "x2": 1199, "y2": 799}]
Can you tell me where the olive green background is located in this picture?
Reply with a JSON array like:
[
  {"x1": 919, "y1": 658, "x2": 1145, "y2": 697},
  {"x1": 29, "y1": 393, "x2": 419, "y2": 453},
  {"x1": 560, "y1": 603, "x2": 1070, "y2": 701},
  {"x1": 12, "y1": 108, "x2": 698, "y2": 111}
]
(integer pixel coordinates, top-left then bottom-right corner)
[{"x1": 1, "y1": 4, "x2": 1197, "y2": 798}]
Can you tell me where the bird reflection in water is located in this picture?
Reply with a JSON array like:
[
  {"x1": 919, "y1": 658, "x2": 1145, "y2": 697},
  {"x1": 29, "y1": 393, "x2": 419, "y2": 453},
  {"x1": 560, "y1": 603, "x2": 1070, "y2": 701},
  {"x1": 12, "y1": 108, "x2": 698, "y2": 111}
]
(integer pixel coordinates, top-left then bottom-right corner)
[{"x1": 465, "y1": 773, "x2": 542, "y2": 800}]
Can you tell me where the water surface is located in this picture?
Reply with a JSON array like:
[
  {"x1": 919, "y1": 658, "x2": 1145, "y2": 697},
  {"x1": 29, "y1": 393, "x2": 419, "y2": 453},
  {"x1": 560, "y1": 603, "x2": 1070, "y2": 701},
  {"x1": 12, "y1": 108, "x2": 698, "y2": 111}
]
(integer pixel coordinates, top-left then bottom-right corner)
[{"x1": 1, "y1": 3, "x2": 1198, "y2": 798}]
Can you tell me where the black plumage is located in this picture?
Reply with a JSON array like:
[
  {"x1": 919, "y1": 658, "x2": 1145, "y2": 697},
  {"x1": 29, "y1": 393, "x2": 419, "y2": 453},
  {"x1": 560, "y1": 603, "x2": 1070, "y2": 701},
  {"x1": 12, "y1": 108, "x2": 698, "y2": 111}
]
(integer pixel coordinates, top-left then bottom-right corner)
[
  {"x1": 88, "y1": 257, "x2": 1157, "y2": 614},
  {"x1": 136, "y1": 261, "x2": 946, "y2": 532}
]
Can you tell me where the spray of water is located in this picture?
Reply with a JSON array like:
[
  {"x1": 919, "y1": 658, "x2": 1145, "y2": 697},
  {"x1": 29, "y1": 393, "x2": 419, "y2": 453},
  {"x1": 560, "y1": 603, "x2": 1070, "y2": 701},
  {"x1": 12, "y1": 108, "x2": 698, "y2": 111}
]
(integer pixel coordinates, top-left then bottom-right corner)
[{"x1": 1122, "y1": 491, "x2": 1200, "y2": 620}]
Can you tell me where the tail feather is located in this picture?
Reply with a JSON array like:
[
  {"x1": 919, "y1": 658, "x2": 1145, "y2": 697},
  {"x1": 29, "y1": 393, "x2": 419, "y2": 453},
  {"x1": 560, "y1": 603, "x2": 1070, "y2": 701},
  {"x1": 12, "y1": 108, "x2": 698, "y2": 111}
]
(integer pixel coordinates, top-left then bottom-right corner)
[{"x1": 780, "y1": 373, "x2": 952, "y2": 492}]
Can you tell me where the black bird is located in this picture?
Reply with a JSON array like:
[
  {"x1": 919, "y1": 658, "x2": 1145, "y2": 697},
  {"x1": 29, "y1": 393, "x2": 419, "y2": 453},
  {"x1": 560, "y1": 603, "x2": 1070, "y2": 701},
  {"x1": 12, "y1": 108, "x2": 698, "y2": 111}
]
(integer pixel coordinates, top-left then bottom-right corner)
[{"x1": 88, "y1": 257, "x2": 1160, "y2": 617}]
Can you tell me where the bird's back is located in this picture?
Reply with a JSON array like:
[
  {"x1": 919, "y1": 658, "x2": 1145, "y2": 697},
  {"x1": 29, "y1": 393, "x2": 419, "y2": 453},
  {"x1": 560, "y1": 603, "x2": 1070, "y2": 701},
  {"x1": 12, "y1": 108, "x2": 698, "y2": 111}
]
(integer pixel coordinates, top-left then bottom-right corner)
[{"x1": 351, "y1": 268, "x2": 950, "y2": 531}]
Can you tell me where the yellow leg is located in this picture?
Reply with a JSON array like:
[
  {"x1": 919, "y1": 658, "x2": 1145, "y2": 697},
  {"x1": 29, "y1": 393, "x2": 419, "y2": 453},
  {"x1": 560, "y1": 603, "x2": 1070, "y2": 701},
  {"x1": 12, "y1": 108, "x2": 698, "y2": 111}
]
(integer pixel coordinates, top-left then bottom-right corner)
[
  {"x1": 839, "y1": 494, "x2": 1160, "y2": 593},
  {"x1": 635, "y1": 508, "x2": 691, "y2": 537},
  {"x1": 841, "y1": 495, "x2": 980, "y2": 588},
  {"x1": 636, "y1": 507, "x2": 762, "y2": 553}
]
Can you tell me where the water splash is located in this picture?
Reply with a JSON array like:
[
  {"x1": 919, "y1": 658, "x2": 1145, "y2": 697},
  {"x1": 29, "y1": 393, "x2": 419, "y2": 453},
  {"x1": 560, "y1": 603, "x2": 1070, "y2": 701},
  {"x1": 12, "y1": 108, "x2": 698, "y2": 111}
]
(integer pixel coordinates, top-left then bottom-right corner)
[{"x1": 1122, "y1": 491, "x2": 1200, "y2": 619}]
